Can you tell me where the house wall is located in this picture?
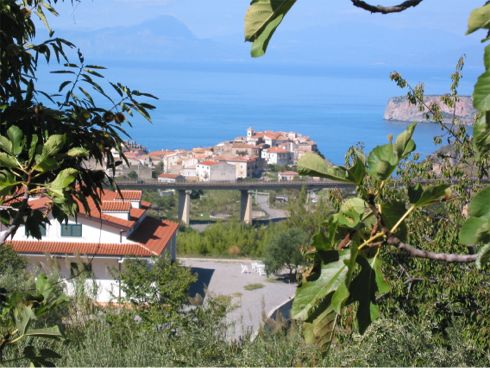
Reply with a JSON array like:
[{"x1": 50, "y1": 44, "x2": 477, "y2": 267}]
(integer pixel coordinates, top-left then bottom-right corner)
[
  {"x1": 22, "y1": 232, "x2": 176, "y2": 303},
  {"x1": 9, "y1": 215, "x2": 133, "y2": 244},
  {"x1": 209, "y1": 163, "x2": 236, "y2": 181}
]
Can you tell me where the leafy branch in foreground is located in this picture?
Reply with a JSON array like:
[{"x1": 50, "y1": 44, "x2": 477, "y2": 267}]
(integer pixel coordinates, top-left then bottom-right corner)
[
  {"x1": 1, "y1": 0, "x2": 158, "y2": 364},
  {"x1": 292, "y1": 120, "x2": 489, "y2": 348}
]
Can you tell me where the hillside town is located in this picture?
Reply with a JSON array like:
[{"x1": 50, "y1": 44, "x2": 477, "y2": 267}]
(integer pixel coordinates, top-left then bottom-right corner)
[{"x1": 115, "y1": 128, "x2": 318, "y2": 182}]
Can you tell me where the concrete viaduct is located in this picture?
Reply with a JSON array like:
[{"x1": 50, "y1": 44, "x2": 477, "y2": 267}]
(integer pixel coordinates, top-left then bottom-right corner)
[{"x1": 116, "y1": 179, "x2": 354, "y2": 225}]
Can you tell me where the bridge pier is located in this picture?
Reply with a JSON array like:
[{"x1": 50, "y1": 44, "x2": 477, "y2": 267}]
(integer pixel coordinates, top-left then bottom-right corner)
[
  {"x1": 177, "y1": 190, "x2": 192, "y2": 226},
  {"x1": 240, "y1": 190, "x2": 253, "y2": 225}
]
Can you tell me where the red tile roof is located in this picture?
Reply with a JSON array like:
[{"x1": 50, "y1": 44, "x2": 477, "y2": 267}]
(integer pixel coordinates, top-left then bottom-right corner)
[
  {"x1": 199, "y1": 160, "x2": 220, "y2": 166},
  {"x1": 268, "y1": 147, "x2": 289, "y2": 154},
  {"x1": 279, "y1": 171, "x2": 298, "y2": 176},
  {"x1": 8, "y1": 218, "x2": 178, "y2": 257},
  {"x1": 158, "y1": 173, "x2": 181, "y2": 179},
  {"x1": 101, "y1": 201, "x2": 132, "y2": 212}
]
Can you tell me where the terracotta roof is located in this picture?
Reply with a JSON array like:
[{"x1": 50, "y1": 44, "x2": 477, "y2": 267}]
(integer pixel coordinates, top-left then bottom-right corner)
[
  {"x1": 8, "y1": 218, "x2": 178, "y2": 257},
  {"x1": 199, "y1": 160, "x2": 220, "y2": 166},
  {"x1": 149, "y1": 150, "x2": 174, "y2": 158},
  {"x1": 140, "y1": 200, "x2": 152, "y2": 209},
  {"x1": 279, "y1": 171, "x2": 298, "y2": 176},
  {"x1": 158, "y1": 173, "x2": 181, "y2": 179},
  {"x1": 267, "y1": 147, "x2": 289, "y2": 154},
  {"x1": 101, "y1": 201, "x2": 132, "y2": 212}
]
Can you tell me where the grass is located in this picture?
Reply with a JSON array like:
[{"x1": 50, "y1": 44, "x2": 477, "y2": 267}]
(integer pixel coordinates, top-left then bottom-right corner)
[{"x1": 244, "y1": 283, "x2": 265, "y2": 291}]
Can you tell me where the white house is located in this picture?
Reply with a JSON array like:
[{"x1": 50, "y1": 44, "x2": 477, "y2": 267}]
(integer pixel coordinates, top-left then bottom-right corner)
[
  {"x1": 262, "y1": 147, "x2": 292, "y2": 166},
  {"x1": 1, "y1": 189, "x2": 179, "y2": 303},
  {"x1": 196, "y1": 160, "x2": 236, "y2": 182}
]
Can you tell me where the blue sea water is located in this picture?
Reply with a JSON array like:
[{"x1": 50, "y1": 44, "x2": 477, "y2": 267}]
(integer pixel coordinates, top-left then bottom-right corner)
[{"x1": 41, "y1": 62, "x2": 477, "y2": 164}]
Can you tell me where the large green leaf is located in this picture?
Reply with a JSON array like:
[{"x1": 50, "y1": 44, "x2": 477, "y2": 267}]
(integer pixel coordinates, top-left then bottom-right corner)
[
  {"x1": 366, "y1": 144, "x2": 398, "y2": 180},
  {"x1": 369, "y1": 256, "x2": 390, "y2": 295},
  {"x1": 7, "y1": 125, "x2": 24, "y2": 155},
  {"x1": 348, "y1": 256, "x2": 380, "y2": 334},
  {"x1": 459, "y1": 217, "x2": 490, "y2": 245},
  {"x1": 335, "y1": 197, "x2": 366, "y2": 229},
  {"x1": 473, "y1": 114, "x2": 490, "y2": 156},
  {"x1": 298, "y1": 152, "x2": 351, "y2": 182},
  {"x1": 409, "y1": 184, "x2": 451, "y2": 207},
  {"x1": 292, "y1": 250, "x2": 349, "y2": 321},
  {"x1": 473, "y1": 69, "x2": 490, "y2": 112},
  {"x1": 468, "y1": 186, "x2": 490, "y2": 218},
  {"x1": 244, "y1": 0, "x2": 296, "y2": 57},
  {"x1": 0, "y1": 152, "x2": 18, "y2": 169},
  {"x1": 40, "y1": 134, "x2": 66, "y2": 159},
  {"x1": 460, "y1": 187, "x2": 490, "y2": 245},
  {"x1": 466, "y1": 4, "x2": 490, "y2": 35},
  {"x1": 0, "y1": 134, "x2": 12, "y2": 153},
  {"x1": 381, "y1": 200, "x2": 408, "y2": 241}
]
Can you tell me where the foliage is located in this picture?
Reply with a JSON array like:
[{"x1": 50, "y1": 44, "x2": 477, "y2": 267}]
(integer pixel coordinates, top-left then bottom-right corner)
[
  {"x1": 0, "y1": 0, "x2": 156, "y2": 244},
  {"x1": 0, "y1": 274, "x2": 67, "y2": 365},
  {"x1": 118, "y1": 257, "x2": 196, "y2": 325},
  {"x1": 244, "y1": 0, "x2": 490, "y2": 351},
  {"x1": 263, "y1": 227, "x2": 306, "y2": 278},
  {"x1": 177, "y1": 220, "x2": 271, "y2": 257},
  {"x1": 0, "y1": 1, "x2": 157, "y2": 363}
]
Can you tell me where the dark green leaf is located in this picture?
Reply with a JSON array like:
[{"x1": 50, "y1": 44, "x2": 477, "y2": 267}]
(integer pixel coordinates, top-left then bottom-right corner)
[{"x1": 292, "y1": 250, "x2": 349, "y2": 321}]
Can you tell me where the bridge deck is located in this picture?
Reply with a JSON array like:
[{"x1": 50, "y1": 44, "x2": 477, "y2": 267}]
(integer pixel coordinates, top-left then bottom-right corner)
[{"x1": 116, "y1": 179, "x2": 354, "y2": 191}]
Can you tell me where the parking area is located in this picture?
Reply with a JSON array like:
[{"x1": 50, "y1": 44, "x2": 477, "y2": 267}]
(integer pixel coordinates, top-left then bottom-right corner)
[{"x1": 179, "y1": 257, "x2": 296, "y2": 339}]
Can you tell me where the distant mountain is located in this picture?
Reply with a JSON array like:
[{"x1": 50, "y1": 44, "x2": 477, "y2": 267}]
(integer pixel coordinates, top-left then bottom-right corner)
[
  {"x1": 41, "y1": 15, "x2": 482, "y2": 72},
  {"x1": 46, "y1": 15, "x2": 233, "y2": 62}
]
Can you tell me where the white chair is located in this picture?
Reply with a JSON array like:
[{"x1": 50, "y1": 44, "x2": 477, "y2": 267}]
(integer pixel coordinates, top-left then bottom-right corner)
[
  {"x1": 256, "y1": 265, "x2": 266, "y2": 276},
  {"x1": 251, "y1": 262, "x2": 259, "y2": 272},
  {"x1": 241, "y1": 264, "x2": 250, "y2": 274}
]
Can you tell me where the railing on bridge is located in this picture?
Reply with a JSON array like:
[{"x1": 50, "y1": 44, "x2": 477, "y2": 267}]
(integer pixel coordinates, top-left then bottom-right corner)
[{"x1": 116, "y1": 179, "x2": 355, "y2": 190}]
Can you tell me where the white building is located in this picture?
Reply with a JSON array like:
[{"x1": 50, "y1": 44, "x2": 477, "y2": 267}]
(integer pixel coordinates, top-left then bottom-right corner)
[
  {"x1": 1, "y1": 189, "x2": 178, "y2": 303},
  {"x1": 196, "y1": 160, "x2": 236, "y2": 181},
  {"x1": 262, "y1": 147, "x2": 292, "y2": 166}
]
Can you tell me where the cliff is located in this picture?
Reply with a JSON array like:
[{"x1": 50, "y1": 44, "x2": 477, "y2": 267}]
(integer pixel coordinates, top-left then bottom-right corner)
[{"x1": 384, "y1": 95, "x2": 476, "y2": 125}]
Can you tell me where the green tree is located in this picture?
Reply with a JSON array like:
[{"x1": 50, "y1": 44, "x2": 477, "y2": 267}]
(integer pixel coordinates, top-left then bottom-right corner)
[
  {"x1": 118, "y1": 257, "x2": 197, "y2": 324},
  {"x1": 264, "y1": 227, "x2": 306, "y2": 279},
  {"x1": 127, "y1": 170, "x2": 138, "y2": 180}
]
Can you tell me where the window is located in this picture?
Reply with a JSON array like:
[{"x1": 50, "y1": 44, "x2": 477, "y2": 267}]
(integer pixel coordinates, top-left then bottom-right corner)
[
  {"x1": 25, "y1": 224, "x2": 46, "y2": 238},
  {"x1": 61, "y1": 224, "x2": 82, "y2": 237},
  {"x1": 70, "y1": 262, "x2": 92, "y2": 277}
]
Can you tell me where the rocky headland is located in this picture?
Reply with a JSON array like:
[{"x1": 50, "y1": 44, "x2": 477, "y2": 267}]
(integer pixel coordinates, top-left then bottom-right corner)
[{"x1": 384, "y1": 95, "x2": 476, "y2": 125}]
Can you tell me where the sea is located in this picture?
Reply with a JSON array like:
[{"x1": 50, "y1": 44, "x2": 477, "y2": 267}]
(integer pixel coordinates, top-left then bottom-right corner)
[{"x1": 40, "y1": 62, "x2": 479, "y2": 164}]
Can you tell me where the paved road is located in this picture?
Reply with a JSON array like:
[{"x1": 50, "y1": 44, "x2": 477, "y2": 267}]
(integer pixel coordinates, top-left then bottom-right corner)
[
  {"x1": 255, "y1": 193, "x2": 288, "y2": 220},
  {"x1": 179, "y1": 258, "x2": 296, "y2": 340}
]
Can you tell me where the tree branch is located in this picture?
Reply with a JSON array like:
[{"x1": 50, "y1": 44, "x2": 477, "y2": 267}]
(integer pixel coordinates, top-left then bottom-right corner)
[
  {"x1": 387, "y1": 236, "x2": 478, "y2": 263},
  {"x1": 351, "y1": 0, "x2": 424, "y2": 14}
]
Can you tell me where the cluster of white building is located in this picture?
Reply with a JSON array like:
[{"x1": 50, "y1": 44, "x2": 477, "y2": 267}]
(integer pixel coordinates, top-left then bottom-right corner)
[{"x1": 116, "y1": 128, "x2": 317, "y2": 182}]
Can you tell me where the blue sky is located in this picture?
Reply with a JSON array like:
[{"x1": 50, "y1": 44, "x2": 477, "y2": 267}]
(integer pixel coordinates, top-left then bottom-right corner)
[{"x1": 45, "y1": 0, "x2": 484, "y2": 70}]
